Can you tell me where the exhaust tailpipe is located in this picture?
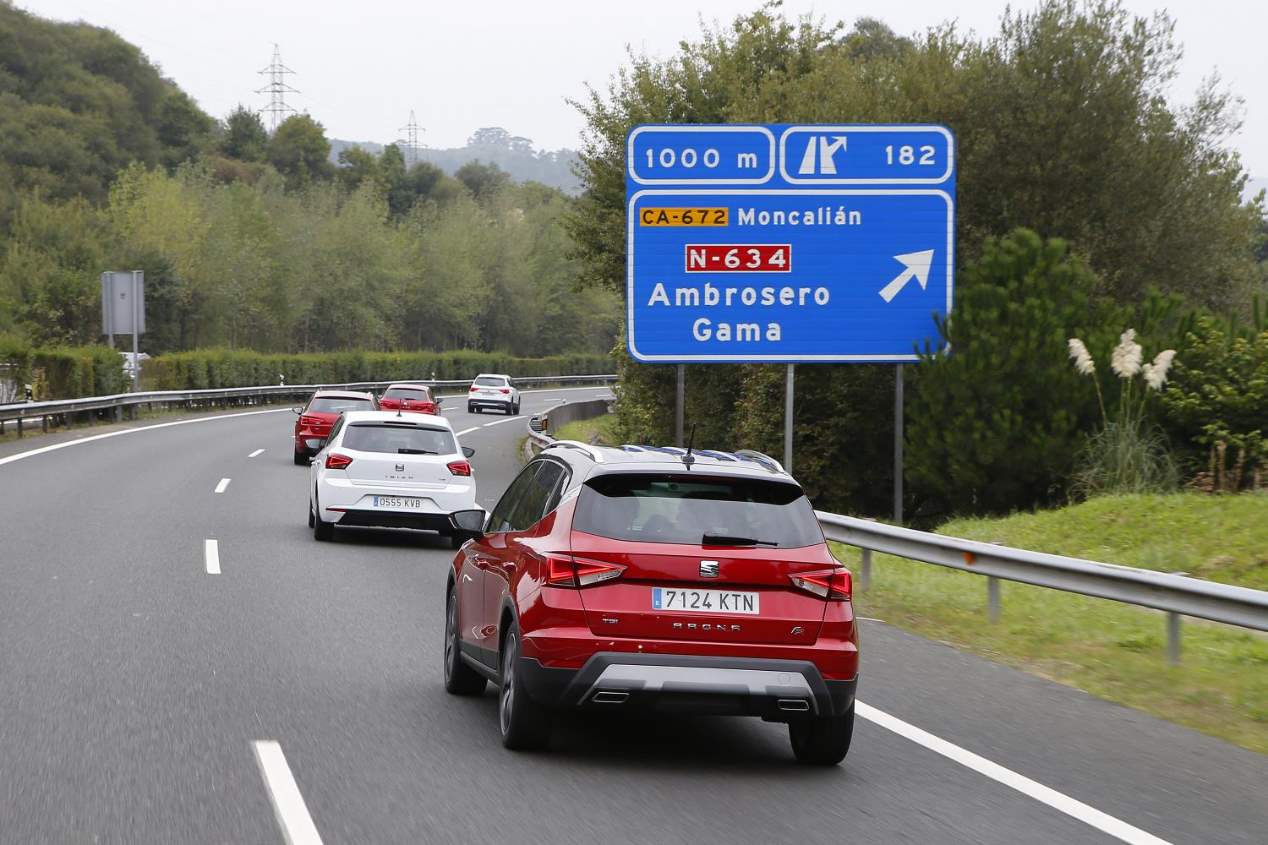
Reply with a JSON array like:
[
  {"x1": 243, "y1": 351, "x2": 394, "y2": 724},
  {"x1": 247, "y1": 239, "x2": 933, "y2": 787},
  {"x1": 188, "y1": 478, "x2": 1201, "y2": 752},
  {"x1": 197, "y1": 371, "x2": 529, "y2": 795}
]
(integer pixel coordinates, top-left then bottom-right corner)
[{"x1": 591, "y1": 691, "x2": 630, "y2": 705}]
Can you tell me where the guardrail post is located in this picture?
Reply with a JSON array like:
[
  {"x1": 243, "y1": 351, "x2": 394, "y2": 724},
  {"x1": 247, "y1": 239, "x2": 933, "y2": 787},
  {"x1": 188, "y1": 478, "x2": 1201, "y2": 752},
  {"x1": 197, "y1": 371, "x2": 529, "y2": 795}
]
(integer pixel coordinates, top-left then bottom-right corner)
[
  {"x1": 859, "y1": 549, "x2": 872, "y2": 592},
  {"x1": 1166, "y1": 612, "x2": 1181, "y2": 666},
  {"x1": 987, "y1": 576, "x2": 1001, "y2": 623},
  {"x1": 16, "y1": 418, "x2": 22, "y2": 437}
]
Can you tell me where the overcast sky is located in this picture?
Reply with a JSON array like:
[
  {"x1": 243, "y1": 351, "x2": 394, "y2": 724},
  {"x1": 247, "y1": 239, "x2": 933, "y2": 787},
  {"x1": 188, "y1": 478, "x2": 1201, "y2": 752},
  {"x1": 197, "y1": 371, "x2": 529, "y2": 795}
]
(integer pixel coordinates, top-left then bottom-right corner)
[{"x1": 24, "y1": 0, "x2": 1268, "y2": 180}]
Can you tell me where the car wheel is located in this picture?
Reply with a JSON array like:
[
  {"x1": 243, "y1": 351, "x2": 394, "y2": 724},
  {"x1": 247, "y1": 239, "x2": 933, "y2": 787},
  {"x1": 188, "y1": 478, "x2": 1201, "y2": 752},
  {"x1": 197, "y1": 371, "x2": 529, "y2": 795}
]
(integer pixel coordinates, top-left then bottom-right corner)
[
  {"x1": 788, "y1": 705, "x2": 854, "y2": 765},
  {"x1": 293, "y1": 450, "x2": 307, "y2": 466},
  {"x1": 468, "y1": 404, "x2": 475, "y2": 413},
  {"x1": 444, "y1": 590, "x2": 487, "y2": 696},
  {"x1": 513, "y1": 400, "x2": 520, "y2": 415},
  {"x1": 499, "y1": 627, "x2": 551, "y2": 750},
  {"x1": 312, "y1": 493, "x2": 334, "y2": 542},
  {"x1": 308, "y1": 501, "x2": 315, "y2": 528}
]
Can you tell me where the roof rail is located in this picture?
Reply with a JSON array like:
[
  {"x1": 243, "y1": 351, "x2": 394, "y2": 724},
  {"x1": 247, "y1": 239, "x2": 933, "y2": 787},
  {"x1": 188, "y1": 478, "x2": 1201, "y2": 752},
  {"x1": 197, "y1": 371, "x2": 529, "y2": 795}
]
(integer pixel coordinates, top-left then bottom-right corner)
[
  {"x1": 733, "y1": 449, "x2": 785, "y2": 474},
  {"x1": 543, "y1": 439, "x2": 605, "y2": 463}
]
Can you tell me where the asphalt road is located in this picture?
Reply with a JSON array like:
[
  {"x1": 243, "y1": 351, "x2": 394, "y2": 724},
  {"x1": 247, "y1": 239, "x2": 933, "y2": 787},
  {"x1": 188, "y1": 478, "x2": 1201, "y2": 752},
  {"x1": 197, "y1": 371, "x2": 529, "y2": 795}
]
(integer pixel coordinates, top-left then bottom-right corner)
[{"x1": 0, "y1": 387, "x2": 1263, "y2": 844}]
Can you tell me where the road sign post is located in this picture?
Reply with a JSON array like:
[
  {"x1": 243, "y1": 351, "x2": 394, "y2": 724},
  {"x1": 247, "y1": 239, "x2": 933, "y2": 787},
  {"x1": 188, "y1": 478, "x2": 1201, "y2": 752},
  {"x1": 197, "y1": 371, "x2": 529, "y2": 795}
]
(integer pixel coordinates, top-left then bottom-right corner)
[
  {"x1": 101, "y1": 271, "x2": 146, "y2": 391},
  {"x1": 626, "y1": 124, "x2": 954, "y2": 494}
]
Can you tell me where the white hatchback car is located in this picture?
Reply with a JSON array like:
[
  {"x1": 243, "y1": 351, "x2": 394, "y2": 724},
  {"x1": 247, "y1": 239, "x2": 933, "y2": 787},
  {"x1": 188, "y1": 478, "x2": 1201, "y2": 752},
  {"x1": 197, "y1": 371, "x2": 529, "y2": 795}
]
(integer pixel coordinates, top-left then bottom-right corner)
[
  {"x1": 467, "y1": 373, "x2": 520, "y2": 415},
  {"x1": 308, "y1": 411, "x2": 483, "y2": 546}
]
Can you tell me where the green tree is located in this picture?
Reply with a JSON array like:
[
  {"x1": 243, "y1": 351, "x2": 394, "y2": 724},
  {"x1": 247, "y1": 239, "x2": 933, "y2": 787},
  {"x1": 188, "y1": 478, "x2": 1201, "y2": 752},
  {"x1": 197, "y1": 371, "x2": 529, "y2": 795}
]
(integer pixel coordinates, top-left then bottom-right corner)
[
  {"x1": 455, "y1": 160, "x2": 511, "y2": 202},
  {"x1": 220, "y1": 105, "x2": 268, "y2": 162},
  {"x1": 267, "y1": 114, "x2": 333, "y2": 190}
]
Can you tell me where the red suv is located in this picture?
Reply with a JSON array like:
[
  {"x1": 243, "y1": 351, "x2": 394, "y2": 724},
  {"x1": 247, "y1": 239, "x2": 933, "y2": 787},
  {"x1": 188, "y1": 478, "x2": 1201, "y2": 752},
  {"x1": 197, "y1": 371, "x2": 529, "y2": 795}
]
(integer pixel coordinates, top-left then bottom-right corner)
[
  {"x1": 378, "y1": 383, "x2": 441, "y2": 416},
  {"x1": 292, "y1": 390, "x2": 378, "y2": 464},
  {"x1": 444, "y1": 441, "x2": 858, "y2": 765}
]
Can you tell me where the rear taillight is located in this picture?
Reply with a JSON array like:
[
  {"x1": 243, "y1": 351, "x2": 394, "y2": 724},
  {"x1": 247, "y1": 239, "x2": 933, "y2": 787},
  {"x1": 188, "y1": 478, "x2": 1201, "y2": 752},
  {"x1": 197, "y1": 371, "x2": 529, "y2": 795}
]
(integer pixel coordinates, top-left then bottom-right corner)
[
  {"x1": 498, "y1": 388, "x2": 510, "y2": 394},
  {"x1": 545, "y1": 554, "x2": 624, "y2": 587},
  {"x1": 447, "y1": 460, "x2": 472, "y2": 477},
  {"x1": 324, "y1": 452, "x2": 353, "y2": 470},
  {"x1": 300, "y1": 415, "x2": 320, "y2": 427},
  {"x1": 468, "y1": 386, "x2": 478, "y2": 393},
  {"x1": 790, "y1": 568, "x2": 852, "y2": 600}
]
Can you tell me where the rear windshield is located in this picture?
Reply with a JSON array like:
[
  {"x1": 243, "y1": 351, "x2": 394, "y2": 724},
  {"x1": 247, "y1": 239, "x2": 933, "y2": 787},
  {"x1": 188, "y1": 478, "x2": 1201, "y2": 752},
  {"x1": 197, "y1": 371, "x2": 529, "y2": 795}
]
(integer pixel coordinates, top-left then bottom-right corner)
[
  {"x1": 474, "y1": 376, "x2": 506, "y2": 387},
  {"x1": 342, "y1": 423, "x2": 456, "y2": 455},
  {"x1": 383, "y1": 387, "x2": 431, "y2": 400},
  {"x1": 573, "y1": 473, "x2": 822, "y2": 548},
  {"x1": 308, "y1": 397, "x2": 372, "y2": 413}
]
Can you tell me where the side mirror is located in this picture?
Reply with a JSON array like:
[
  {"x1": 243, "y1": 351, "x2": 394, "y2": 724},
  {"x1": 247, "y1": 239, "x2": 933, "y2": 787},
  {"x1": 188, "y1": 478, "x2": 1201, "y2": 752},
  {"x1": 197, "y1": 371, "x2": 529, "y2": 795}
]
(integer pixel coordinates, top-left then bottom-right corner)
[
  {"x1": 450, "y1": 508, "x2": 486, "y2": 541},
  {"x1": 292, "y1": 407, "x2": 303, "y2": 415},
  {"x1": 462, "y1": 445, "x2": 476, "y2": 458},
  {"x1": 528, "y1": 415, "x2": 547, "y2": 433},
  {"x1": 435, "y1": 396, "x2": 444, "y2": 405}
]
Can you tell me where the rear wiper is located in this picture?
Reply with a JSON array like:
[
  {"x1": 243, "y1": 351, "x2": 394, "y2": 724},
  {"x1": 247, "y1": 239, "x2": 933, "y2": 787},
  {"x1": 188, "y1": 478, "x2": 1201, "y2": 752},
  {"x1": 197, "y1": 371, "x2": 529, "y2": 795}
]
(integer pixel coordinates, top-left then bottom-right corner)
[
  {"x1": 397, "y1": 448, "x2": 437, "y2": 454},
  {"x1": 701, "y1": 534, "x2": 778, "y2": 547}
]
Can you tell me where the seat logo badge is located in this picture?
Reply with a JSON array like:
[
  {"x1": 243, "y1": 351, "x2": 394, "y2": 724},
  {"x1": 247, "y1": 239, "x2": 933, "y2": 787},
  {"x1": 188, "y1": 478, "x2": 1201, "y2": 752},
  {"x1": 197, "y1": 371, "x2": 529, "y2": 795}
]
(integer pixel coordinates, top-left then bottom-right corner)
[
  {"x1": 791, "y1": 626, "x2": 804, "y2": 635},
  {"x1": 699, "y1": 560, "x2": 719, "y2": 578},
  {"x1": 395, "y1": 463, "x2": 405, "y2": 472}
]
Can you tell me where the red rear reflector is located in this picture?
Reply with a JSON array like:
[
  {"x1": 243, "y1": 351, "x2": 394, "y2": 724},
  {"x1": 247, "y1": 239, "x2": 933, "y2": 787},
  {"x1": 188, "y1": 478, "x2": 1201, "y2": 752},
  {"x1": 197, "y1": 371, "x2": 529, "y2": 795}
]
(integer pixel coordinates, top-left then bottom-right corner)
[
  {"x1": 469, "y1": 387, "x2": 478, "y2": 393},
  {"x1": 499, "y1": 388, "x2": 510, "y2": 394},
  {"x1": 545, "y1": 554, "x2": 624, "y2": 587},
  {"x1": 324, "y1": 452, "x2": 353, "y2": 470},
  {"x1": 447, "y1": 460, "x2": 472, "y2": 477},
  {"x1": 790, "y1": 568, "x2": 852, "y2": 600}
]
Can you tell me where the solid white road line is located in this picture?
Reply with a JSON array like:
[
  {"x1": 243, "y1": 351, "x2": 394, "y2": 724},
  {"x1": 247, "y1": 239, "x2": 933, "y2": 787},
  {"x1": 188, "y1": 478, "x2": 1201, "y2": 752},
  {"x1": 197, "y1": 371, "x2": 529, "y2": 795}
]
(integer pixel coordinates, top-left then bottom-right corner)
[
  {"x1": 204, "y1": 539, "x2": 220, "y2": 575},
  {"x1": 252, "y1": 741, "x2": 324, "y2": 845},
  {"x1": 248, "y1": 448, "x2": 265, "y2": 458},
  {"x1": 0, "y1": 408, "x2": 291, "y2": 467},
  {"x1": 455, "y1": 427, "x2": 479, "y2": 436},
  {"x1": 214, "y1": 478, "x2": 231, "y2": 494},
  {"x1": 480, "y1": 416, "x2": 523, "y2": 428},
  {"x1": 855, "y1": 701, "x2": 1170, "y2": 845}
]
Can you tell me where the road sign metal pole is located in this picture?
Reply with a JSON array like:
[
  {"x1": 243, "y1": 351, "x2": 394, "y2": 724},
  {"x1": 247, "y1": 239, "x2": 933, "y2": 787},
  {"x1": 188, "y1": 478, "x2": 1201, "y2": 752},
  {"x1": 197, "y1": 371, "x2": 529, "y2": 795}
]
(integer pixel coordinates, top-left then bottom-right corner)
[
  {"x1": 894, "y1": 364, "x2": 904, "y2": 524},
  {"x1": 130, "y1": 271, "x2": 140, "y2": 392},
  {"x1": 784, "y1": 364, "x2": 795, "y2": 473},
  {"x1": 675, "y1": 365, "x2": 685, "y2": 447}
]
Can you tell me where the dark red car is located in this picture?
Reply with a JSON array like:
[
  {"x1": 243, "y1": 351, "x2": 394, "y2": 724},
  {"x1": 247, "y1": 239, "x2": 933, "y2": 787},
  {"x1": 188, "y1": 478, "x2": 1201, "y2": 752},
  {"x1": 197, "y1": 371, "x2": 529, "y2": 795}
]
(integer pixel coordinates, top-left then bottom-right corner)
[
  {"x1": 443, "y1": 442, "x2": 858, "y2": 764},
  {"x1": 378, "y1": 383, "x2": 440, "y2": 416},
  {"x1": 292, "y1": 390, "x2": 378, "y2": 465}
]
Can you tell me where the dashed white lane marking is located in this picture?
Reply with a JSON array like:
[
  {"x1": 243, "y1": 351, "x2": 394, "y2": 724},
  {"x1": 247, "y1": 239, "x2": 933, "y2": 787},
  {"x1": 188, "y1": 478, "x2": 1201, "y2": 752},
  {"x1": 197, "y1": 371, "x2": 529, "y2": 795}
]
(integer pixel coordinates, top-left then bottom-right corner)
[
  {"x1": 480, "y1": 416, "x2": 523, "y2": 428},
  {"x1": 252, "y1": 741, "x2": 324, "y2": 845},
  {"x1": 214, "y1": 478, "x2": 231, "y2": 494},
  {"x1": 855, "y1": 702, "x2": 1170, "y2": 845},
  {"x1": 204, "y1": 539, "x2": 221, "y2": 575},
  {"x1": 248, "y1": 448, "x2": 265, "y2": 458}
]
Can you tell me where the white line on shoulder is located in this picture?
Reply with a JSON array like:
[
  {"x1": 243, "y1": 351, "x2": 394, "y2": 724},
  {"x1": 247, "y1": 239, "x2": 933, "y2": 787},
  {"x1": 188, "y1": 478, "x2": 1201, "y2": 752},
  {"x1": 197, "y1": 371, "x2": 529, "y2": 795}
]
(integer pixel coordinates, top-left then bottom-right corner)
[{"x1": 856, "y1": 701, "x2": 1169, "y2": 844}]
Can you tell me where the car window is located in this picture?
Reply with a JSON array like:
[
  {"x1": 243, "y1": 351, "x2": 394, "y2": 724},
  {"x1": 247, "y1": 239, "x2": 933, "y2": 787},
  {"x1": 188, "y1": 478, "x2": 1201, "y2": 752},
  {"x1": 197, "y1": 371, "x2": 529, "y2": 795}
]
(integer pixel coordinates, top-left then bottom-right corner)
[
  {"x1": 572, "y1": 473, "x2": 823, "y2": 548},
  {"x1": 509, "y1": 461, "x2": 565, "y2": 531},
  {"x1": 342, "y1": 423, "x2": 456, "y2": 455},
  {"x1": 473, "y1": 376, "x2": 506, "y2": 387},
  {"x1": 383, "y1": 387, "x2": 431, "y2": 400},
  {"x1": 308, "y1": 396, "x2": 372, "y2": 413},
  {"x1": 326, "y1": 415, "x2": 347, "y2": 444},
  {"x1": 487, "y1": 464, "x2": 539, "y2": 534}
]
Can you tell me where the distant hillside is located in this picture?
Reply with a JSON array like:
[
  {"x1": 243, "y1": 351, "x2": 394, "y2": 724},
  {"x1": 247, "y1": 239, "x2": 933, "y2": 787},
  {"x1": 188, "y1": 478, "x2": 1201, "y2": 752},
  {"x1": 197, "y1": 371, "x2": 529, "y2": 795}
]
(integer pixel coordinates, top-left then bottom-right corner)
[
  {"x1": 331, "y1": 127, "x2": 580, "y2": 194},
  {"x1": 0, "y1": 1, "x2": 213, "y2": 207}
]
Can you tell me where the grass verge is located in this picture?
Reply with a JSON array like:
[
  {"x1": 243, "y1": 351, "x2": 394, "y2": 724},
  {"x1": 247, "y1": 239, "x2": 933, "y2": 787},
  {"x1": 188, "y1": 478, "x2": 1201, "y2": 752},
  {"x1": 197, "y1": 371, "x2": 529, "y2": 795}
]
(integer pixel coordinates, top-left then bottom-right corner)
[
  {"x1": 832, "y1": 492, "x2": 1268, "y2": 753},
  {"x1": 553, "y1": 413, "x2": 619, "y2": 446}
]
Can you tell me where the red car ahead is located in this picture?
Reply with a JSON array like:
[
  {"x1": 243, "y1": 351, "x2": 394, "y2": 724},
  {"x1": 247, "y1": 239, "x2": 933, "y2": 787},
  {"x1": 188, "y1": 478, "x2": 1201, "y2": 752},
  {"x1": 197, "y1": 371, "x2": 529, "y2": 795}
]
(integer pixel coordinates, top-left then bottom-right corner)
[
  {"x1": 378, "y1": 383, "x2": 441, "y2": 416},
  {"x1": 292, "y1": 390, "x2": 378, "y2": 465},
  {"x1": 444, "y1": 442, "x2": 858, "y2": 764}
]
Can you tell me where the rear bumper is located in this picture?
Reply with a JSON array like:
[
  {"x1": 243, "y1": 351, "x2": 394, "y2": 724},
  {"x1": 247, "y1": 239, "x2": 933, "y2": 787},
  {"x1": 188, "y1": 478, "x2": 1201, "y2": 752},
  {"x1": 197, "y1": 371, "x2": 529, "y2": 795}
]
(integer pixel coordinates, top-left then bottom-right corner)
[
  {"x1": 333, "y1": 509, "x2": 460, "y2": 533},
  {"x1": 468, "y1": 399, "x2": 513, "y2": 409},
  {"x1": 517, "y1": 651, "x2": 856, "y2": 719}
]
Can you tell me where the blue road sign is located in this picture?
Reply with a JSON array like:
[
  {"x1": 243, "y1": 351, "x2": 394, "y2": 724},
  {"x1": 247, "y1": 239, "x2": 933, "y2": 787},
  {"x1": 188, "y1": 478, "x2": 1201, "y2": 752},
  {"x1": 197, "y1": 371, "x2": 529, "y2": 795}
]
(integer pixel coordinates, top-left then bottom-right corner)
[{"x1": 626, "y1": 124, "x2": 955, "y2": 362}]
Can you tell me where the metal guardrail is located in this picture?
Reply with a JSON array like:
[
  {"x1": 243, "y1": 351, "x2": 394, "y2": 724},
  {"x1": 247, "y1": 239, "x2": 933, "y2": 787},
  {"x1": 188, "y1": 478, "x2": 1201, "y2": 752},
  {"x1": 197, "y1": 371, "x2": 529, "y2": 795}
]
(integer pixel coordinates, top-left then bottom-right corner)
[
  {"x1": 523, "y1": 395, "x2": 1268, "y2": 666},
  {"x1": 818, "y1": 511, "x2": 1268, "y2": 664},
  {"x1": 0, "y1": 374, "x2": 617, "y2": 436}
]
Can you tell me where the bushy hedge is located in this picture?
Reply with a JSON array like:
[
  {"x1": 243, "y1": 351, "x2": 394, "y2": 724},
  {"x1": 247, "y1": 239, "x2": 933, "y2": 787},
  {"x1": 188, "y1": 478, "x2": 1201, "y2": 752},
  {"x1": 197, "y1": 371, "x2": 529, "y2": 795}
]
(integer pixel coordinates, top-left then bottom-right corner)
[
  {"x1": 1, "y1": 338, "x2": 128, "y2": 399},
  {"x1": 144, "y1": 349, "x2": 612, "y2": 390}
]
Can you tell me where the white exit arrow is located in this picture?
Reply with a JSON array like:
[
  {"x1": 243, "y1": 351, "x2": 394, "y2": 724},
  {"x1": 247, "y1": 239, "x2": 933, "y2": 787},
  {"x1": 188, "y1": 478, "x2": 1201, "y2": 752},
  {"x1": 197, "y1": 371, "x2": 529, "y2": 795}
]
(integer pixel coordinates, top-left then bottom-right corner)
[{"x1": 878, "y1": 250, "x2": 935, "y2": 303}]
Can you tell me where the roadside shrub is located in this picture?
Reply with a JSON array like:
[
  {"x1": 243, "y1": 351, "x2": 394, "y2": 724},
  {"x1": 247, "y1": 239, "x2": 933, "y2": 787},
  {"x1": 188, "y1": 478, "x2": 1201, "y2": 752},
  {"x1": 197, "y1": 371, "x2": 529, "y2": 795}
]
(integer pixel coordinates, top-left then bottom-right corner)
[{"x1": 144, "y1": 349, "x2": 613, "y2": 390}]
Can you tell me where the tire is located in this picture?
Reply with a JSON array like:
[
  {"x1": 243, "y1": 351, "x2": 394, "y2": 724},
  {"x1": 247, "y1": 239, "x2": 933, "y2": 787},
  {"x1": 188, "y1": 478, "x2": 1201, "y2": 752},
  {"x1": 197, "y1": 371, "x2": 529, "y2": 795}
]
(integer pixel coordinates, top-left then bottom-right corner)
[
  {"x1": 788, "y1": 705, "x2": 854, "y2": 765},
  {"x1": 293, "y1": 449, "x2": 307, "y2": 466},
  {"x1": 512, "y1": 400, "x2": 520, "y2": 415},
  {"x1": 468, "y1": 404, "x2": 475, "y2": 414},
  {"x1": 498, "y1": 628, "x2": 551, "y2": 750},
  {"x1": 308, "y1": 501, "x2": 315, "y2": 528},
  {"x1": 443, "y1": 590, "x2": 487, "y2": 696},
  {"x1": 312, "y1": 492, "x2": 334, "y2": 541}
]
